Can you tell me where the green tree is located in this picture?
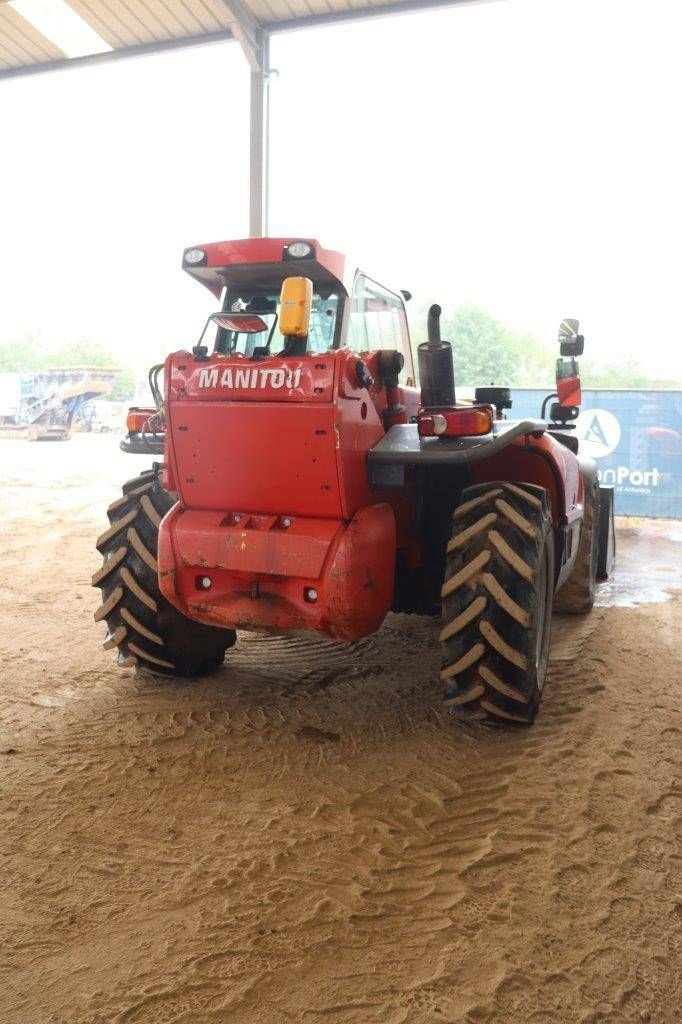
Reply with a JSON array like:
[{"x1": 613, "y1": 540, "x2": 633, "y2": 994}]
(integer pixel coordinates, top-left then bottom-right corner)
[
  {"x1": 42, "y1": 338, "x2": 119, "y2": 370},
  {"x1": 579, "y1": 356, "x2": 681, "y2": 390},
  {"x1": 409, "y1": 305, "x2": 554, "y2": 388},
  {"x1": 408, "y1": 305, "x2": 682, "y2": 391},
  {"x1": 109, "y1": 368, "x2": 136, "y2": 401},
  {"x1": 0, "y1": 334, "x2": 43, "y2": 372},
  {"x1": 0, "y1": 336, "x2": 136, "y2": 399}
]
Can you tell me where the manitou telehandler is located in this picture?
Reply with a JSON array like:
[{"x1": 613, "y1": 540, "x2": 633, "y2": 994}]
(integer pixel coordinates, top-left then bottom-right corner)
[{"x1": 93, "y1": 238, "x2": 615, "y2": 724}]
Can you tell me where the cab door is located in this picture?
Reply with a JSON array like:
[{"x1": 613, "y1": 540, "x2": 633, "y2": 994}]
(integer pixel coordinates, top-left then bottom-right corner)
[{"x1": 346, "y1": 273, "x2": 421, "y2": 424}]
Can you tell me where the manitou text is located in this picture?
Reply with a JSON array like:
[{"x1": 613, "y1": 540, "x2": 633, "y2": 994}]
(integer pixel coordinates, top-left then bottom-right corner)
[{"x1": 198, "y1": 367, "x2": 302, "y2": 390}]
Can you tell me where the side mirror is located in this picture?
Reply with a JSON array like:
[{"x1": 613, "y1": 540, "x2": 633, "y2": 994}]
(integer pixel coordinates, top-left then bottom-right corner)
[
  {"x1": 279, "y1": 276, "x2": 312, "y2": 338},
  {"x1": 211, "y1": 312, "x2": 268, "y2": 334},
  {"x1": 558, "y1": 317, "x2": 584, "y2": 356},
  {"x1": 193, "y1": 310, "x2": 269, "y2": 358}
]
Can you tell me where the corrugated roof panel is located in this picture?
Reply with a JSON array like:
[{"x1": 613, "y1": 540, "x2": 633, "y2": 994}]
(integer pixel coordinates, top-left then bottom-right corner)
[
  {"x1": 280, "y1": 0, "x2": 312, "y2": 14},
  {"x1": 131, "y1": 0, "x2": 187, "y2": 39},
  {"x1": 0, "y1": 5, "x2": 65, "y2": 67},
  {"x1": 145, "y1": 0, "x2": 216, "y2": 40},
  {"x1": 71, "y1": 0, "x2": 151, "y2": 47},
  {"x1": 260, "y1": 1, "x2": 297, "y2": 19},
  {"x1": 0, "y1": 33, "x2": 29, "y2": 67},
  {"x1": 248, "y1": 1, "x2": 278, "y2": 18},
  {"x1": 0, "y1": 0, "x2": 464, "y2": 75},
  {"x1": 300, "y1": 1, "x2": 335, "y2": 17},
  {"x1": 178, "y1": 0, "x2": 228, "y2": 33},
  {"x1": 66, "y1": 0, "x2": 129, "y2": 47},
  {"x1": 78, "y1": 0, "x2": 162, "y2": 46},
  {"x1": 123, "y1": 0, "x2": 176, "y2": 43},
  {"x1": 197, "y1": 0, "x2": 239, "y2": 31},
  {"x1": 158, "y1": 0, "x2": 207, "y2": 35}
]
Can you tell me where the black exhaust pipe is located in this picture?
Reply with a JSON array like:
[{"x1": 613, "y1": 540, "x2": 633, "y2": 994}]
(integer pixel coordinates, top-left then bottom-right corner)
[{"x1": 418, "y1": 304, "x2": 455, "y2": 408}]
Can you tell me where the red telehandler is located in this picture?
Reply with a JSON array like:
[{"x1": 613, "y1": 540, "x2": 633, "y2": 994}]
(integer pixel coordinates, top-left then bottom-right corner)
[{"x1": 93, "y1": 238, "x2": 615, "y2": 724}]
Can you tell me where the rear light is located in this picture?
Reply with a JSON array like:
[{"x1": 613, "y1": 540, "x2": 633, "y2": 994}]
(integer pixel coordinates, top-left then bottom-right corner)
[
  {"x1": 126, "y1": 408, "x2": 156, "y2": 433},
  {"x1": 417, "y1": 405, "x2": 494, "y2": 438}
]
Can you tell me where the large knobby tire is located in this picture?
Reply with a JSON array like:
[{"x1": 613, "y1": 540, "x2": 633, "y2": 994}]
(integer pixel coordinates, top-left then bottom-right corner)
[
  {"x1": 553, "y1": 475, "x2": 599, "y2": 613},
  {"x1": 440, "y1": 481, "x2": 555, "y2": 725},
  {"x1": 92, "y1": 469, "x2": 236, "y2": 676}
]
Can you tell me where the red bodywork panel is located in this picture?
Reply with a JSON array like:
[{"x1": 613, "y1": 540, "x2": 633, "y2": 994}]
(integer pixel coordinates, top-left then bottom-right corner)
[
  {"x1": 472, "y1": 431, "x2": 583, "y2": 526},
  {"x1": 159, "y1": 348, "x2": 398, "y2": 640},
  {"x1": 164, "y1": 349, "x2": 385, "y2": 519}
]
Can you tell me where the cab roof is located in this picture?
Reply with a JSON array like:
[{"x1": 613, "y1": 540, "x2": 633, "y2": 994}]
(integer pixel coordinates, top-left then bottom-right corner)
[{"x1": 182, "y1": 238, "x2": 349, "y2": 299}]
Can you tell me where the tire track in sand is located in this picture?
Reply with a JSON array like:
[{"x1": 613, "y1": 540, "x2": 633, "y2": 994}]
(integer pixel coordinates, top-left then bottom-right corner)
[{"x1": 1, "y1": 439, "x2": 680, "y2": 1024}]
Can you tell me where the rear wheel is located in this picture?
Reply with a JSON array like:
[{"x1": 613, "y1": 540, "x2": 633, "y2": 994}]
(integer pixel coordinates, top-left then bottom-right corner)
[
  {"x1": 553, "y1": 475, "x2": 599, "y2": 613},
  {"x1": 93, "y1": 469, "x2": 236, "y2": 676},
  {"x1": 439, "y1": 481, "x2": 555, "y2": 724}
]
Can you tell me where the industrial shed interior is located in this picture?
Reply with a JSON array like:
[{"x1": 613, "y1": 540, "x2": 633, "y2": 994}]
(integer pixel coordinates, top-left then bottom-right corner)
[{"x1": 0, "y1": 2, "x2": 680, "y2": 1023}]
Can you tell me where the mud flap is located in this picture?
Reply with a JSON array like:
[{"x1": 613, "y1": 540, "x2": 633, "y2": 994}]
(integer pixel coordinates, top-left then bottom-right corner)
[{"x1": 597, "y1": 484, "x2": 616, "y2": 579}]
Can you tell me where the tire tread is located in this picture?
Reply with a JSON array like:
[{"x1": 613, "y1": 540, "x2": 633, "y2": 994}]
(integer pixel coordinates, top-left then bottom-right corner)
[
  {"x1": 93, "y1": 469, "x2": 235, "y2": 676},
  {"x1": 440, "y1": 481, "x2": 554, "y2": 724}
]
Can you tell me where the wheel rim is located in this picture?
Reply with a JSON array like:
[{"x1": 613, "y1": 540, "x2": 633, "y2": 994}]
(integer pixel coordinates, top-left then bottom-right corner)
[{"x1": 535, "y1": 543, "x2": 552, "y2": 690}]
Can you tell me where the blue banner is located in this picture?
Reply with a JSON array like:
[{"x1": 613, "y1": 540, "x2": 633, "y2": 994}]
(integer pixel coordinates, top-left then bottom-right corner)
[{"x1": 511, "y1": 389, "x2": 682, "y2": 518}]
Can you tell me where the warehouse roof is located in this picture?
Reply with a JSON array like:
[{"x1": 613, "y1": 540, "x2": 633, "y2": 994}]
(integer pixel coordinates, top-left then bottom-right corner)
[{"x1": 0, "y1": 0, "x2": 473, "y2": 77}]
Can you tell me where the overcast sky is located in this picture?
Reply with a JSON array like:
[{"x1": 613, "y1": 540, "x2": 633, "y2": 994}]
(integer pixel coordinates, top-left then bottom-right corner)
[{"x1": 1, "y1": 0, "x2": 681, "y2": 377}]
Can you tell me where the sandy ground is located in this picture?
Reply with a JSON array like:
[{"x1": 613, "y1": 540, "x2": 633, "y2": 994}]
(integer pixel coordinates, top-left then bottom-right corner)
[{"x1": 0, "y1": 434, "x2": 680, "y2": 1024}]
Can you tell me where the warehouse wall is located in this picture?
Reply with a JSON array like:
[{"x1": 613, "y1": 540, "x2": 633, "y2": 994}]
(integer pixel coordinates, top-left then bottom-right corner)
[{"x1": 512, "y1": 390, "x2": 682, "y2": 518}]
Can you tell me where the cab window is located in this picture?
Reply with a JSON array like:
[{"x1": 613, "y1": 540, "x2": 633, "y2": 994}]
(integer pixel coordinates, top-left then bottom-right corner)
[
  {"x1": 215, "y1": 290, "x2": 339, "y2": 356},
  {"x1": 348, "y1": 274, "x2": 410, "y2": 381}
]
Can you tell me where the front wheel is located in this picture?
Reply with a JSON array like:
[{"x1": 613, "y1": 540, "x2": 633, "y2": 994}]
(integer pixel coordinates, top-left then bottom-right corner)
[
  {"x1": 439, "y1": 481, "x2": 555, "y2": 724},
  {"x1": 92, "y1": 469, "x2": 236, "y2": 676}
]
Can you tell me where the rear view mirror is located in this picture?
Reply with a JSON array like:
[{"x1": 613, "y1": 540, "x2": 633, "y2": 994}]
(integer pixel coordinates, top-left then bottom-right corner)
[
  {"x1": 210, "y1": 313, "x2": 268, "y2": 334},
  {"x1": 559, "y1": 318, "x2": 579, "y2": 339},
  {"x1": 558, "y1": 317, "x2": 584, "y2": 356},
  {"x1": 192, "y1": 311, "x2": 270, "y2": 359}
]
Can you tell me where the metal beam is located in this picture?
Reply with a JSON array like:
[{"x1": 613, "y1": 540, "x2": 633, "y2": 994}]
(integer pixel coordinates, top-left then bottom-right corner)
[
  {"x1": 268, "y1": 0, "x2": 497, "y2": 33},
  {"x1": 0, "y1": 1, "x2": 498, "y2": 81},
  {"x1": 220, "y1": 1, "x2": 271, "y2": 238},
  {"x1": 220, "y1": 0, "x2": 262, "y2": 73},
  {"x1": 269, "y1": 0, "x2": 500, "y2": 34},
  {"x1": 248, "y1": 32, "x2": 270, "y2": 238},
  {"x1": 0, "y1": 29, "x2": 236, "y2": 79}
]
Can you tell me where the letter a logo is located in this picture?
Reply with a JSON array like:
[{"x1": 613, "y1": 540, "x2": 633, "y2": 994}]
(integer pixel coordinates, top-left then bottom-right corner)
[
  {"x1": 575, "y1": 408, "x2": 621, "y2": 458},
  {"x1": 584, "y1": 414, "x2": 608, "y2": 448}
]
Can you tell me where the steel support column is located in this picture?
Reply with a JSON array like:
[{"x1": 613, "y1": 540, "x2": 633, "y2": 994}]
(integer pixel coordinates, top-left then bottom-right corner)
[
  {"x1": 221, "y1": 0, "x2": 271, "y2": 237},
  {"x1": 248, "y1": 32, "x2": 270, "y2": 238}
]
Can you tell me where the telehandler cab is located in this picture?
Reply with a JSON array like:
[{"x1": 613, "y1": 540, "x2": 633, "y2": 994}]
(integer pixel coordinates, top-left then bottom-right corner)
[{"x1": 93, "y1": 238, "x2": 615, "y2": 724}]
